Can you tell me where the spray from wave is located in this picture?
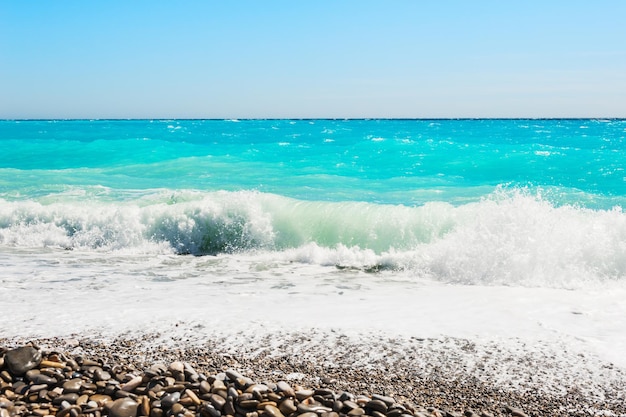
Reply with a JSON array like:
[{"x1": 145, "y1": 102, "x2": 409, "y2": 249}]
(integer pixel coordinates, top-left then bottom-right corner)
[{"x1": 1, "y1": 188, "x2": 625, "y2": 288}]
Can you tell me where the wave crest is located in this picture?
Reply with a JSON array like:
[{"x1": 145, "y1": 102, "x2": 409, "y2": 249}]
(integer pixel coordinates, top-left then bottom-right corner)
[{"x1": 1, "y1": 188, "x2": 626, "y2": 287}]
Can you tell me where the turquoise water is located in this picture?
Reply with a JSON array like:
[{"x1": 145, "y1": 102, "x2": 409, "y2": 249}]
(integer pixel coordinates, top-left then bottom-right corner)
[
  {"x1": 2, "y1": 119, "x2": 625, "y2": 205},
  {"x1": 1, "y1": 119, "x2": 626, "y2": 286}
]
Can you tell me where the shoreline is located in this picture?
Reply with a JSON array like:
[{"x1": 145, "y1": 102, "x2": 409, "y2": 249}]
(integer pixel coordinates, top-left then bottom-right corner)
[{"x1": 2, "y1": 332, "x2": 625, "y2": 417}]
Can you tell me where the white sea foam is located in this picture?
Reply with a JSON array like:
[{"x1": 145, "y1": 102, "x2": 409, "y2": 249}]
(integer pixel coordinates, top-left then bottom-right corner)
[
  {"x1": 1, "y1": 244, "x2": 625, "y2": 371},
  {"x1": 1, "y1": 188, "x2": 626, "y2": 288}
]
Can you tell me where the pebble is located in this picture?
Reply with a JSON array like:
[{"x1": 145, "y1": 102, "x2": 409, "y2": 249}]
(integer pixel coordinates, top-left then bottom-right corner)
[
  {"x1": 160, "y1": 391, "x2": 180, "y2": 409},
  {"x1": 371, "y1": 394, "x2": 396, "y2": 407},
  {"x1": 95, "y1": 368, "x2": 112, "y2": 381},
  {"x1": 109, "y1": 397, "x2": 138, "y2": 417},
  {"x1": 347, "y1": 407, "x2": 366, "y2": 416},
  {"x1": 295, "y1": 389, "x2": 314, "y2": 401},
  {"x1": 263, "y1": 404, "x2": 285, "y2": 417},
  {"x1": 278, "y1": 398, "x2": 297, "y2": 415},
  {"x1": 505, "y1": 406, "x2": 529, "y2": 417},
  {"x1": 40, "y1": 360, "x2": 66, "y2": 369},
  {"x1": 4, "y1": 346, "x2": 42, "y2": 375},
  {"x1": 140, "y1": 395, "x2": 150, "y2": 416},
  {"x1": 29, "y1": 373, "x2": 58, "y2": 385},
  {"x1": 276, "y1": 381, "x2": 295, "y2": 397},
  {"x1": 199, "y1": 380, "x2": 211, "y2": 394},
  {"x1": 170, "y1": 403, "x2": 185, "y2": 415},
  {"x1": 184, "y1": 389, "x2": 200, "y2": 406},
  {"x1": 54, "y1": 393, "x2": 79, "y2": 405},
  {"x1": 208, "y1": 393, "x2": 225, "y2": 410},
  {"x1": 365, "y1": 399, "x2": 388, "y2": 413},
  {"x1": 90, "y1": 394, "x2": 113, "y2": 406},
  {"x1": 0, "y1": 343, "x2": 540, "y2": 417},
  {"x1": 62, "y1": 379, "x2": 83, "y2": 393},
  {"x1": 168, "y1": 362, "x2": 185, "y2": 382},
  {"x1": 202, "y1": 404, "x2": 220, "y2": 417},
  {"x1": 121, "y1": 376, "x2": 143, "y2": 392}
]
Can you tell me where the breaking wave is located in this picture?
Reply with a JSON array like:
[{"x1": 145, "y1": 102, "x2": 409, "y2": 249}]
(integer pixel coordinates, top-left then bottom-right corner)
[{"x1": 2, "y1": 188, "x2": 626, "y2": 287}]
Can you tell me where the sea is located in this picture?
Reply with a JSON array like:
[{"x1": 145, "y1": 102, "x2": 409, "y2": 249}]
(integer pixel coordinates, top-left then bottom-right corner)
[{"x1": 2, "y1": 119, "x2": 626, "y2": 382}]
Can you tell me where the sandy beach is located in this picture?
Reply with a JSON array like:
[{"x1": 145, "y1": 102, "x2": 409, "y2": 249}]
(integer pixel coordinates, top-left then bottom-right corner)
[{"x1": 2, "y1": 331, "x2": 625, "y2": 417}]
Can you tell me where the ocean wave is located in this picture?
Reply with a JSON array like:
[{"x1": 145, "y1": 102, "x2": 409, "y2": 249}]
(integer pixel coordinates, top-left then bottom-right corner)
[{"x1": 1, "y1": 188, "x2": 626, "y2": 287}]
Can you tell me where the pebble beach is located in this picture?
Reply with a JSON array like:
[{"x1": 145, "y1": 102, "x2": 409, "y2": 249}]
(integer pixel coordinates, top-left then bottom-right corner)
[{"x1": 2, "y1": 332, "x2": 625, "y2": 417}]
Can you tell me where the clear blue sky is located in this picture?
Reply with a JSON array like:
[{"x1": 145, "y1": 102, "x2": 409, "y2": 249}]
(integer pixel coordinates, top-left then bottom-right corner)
[{"x1": 1, "y1": 1, "x2": 625, "y2": 118}]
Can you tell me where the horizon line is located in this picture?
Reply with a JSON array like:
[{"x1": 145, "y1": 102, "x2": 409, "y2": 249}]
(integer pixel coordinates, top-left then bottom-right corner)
[{"x1": 2, "y1": 117, "x2": 625, "y2": 122}]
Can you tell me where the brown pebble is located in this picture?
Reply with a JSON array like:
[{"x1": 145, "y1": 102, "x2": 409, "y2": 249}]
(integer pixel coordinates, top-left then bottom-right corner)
[
  {"x1": 171, "y1": 403, "x2": 185, "y2": 415},
  {"x1": 276, "y1": 381, "x2": 295, "y2": 397},
  {"x1": 341, "y1": 401, "x2": 359, "y2": 412},
  {"x1": 225, "y1": 370, "x2": 243, "y2": 381},
  {"x1": 168, "y1": 362, "x2": 185, "y2": 382},
  {"x1": 121, "y1": 376, "x2": 143, "y2": 392},
  {"x1": 371, "y1": 395, "x2": 395, "y2": 407},
  {"x1": 94, "y1": 369, "x2": 112, "y2": 382},
  {"x1": 387, "y1": 409, "x2": 403, "y2": 417},
  {"x1": 62, "y1": 379, "x2": 83, "y2": 393},
  {"x1": 168, "y1": 362, "x2": 184, "y2": 373},
  {"x1": 184, "y1": 389, "x2": 201, "y2": 406},
  {"x1": 57, "y1": 405, "x2": 81, "y2": 417},
  {"x1": 29, "y1": 383, "x2": 50, "y2": 392},
  {"x1": 80, "y1": 359, "x2": 101, "y2": 367},
  {"x1": 209, "y1": 393, "x2": 226, "y2": 410},
  {"x1": 90, "y1": 394, "x2": 113, "y2": 406},
  {"x1": 109, "y1": 397, "x2": 139, "y2": 417},
  {"x1": 161, "y1": 385, "x2": 184, "y2": 394},
  {"x1": 138, "y1": 396, "x2": 150, "y2": 416},
  {"x1": 295, "y1": 389, "x2": 314, "y2": 401},
  {"x1": 262, "y1": 401, "x2": 279, "y2": 408},
  {"x1": 199, "y1": 380, "x2": 212, "y2": 394},
  {"x1": 54, "y1": 393, "x2": 79, "y2": 405},
  {"x1": 240, "y1": 399, "x2": 260, "y2": 409},
  {"x1": 263, "y1": 404, "x2": 285, "y2": 417},
  {"x1": 278, "y1": 398, "x2": 297, "y2": 415},
  {"x1": 40, "y1": 360, "x2": 66, "y2": 369},
  {"x1": 365, "y1": 399, "x2": 388, "y2": 413},
  {"x1": 0, "y1": 370, "x2": 13, "y2": 382},
  {"x1": 65, "y1": 359, "x2": 79, "y2": 371},
  {"x1": 224, "y1": 397, "x2": 236, "y2": 415},
  {"x1": 211, "y1": 379, "x2": 226, "y2": 391},
  {"x1": 246, "y1": 384, "x2": 269, "y2": 394}
]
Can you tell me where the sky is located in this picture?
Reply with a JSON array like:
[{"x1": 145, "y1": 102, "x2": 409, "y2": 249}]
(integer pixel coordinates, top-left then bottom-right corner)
[{"x1": 1, "y1": 1, "x2": 625, "y2": 119}]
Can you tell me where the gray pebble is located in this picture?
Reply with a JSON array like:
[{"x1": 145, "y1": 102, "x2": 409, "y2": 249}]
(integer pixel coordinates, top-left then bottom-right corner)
[
  {"x1": 160, "y1": 392, "x2": 180, "y2": 409},
  {"x1": 4, "y1": 347, "x2": 42, "y2": 376}
]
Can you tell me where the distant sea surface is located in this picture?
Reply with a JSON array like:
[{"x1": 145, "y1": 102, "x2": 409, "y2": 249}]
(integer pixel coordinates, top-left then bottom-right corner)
[{"x1": 2, "y1": 119, "x2": 626, "y2": 369}]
